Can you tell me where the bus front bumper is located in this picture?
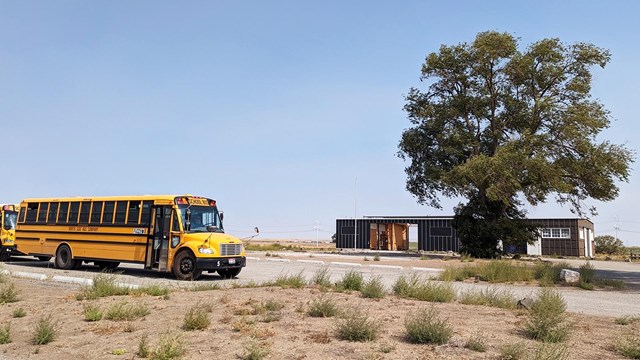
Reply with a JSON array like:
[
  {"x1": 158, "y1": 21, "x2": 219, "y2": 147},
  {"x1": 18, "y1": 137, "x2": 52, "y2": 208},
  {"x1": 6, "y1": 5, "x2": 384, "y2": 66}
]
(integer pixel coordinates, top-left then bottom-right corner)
[
  {"x1": 196, "y1": 256, "x2": 246, "y2": 270},
  {"x1": 0, "y1": 245, "x2": 17, "y2": 259}
]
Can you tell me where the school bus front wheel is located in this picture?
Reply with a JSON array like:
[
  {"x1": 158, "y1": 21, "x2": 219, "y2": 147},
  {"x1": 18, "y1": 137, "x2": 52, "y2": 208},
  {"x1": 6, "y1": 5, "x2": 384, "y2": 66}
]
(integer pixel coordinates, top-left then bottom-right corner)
[{"x1": 172, "y1": 250, "x2": 202, "y2": 280}]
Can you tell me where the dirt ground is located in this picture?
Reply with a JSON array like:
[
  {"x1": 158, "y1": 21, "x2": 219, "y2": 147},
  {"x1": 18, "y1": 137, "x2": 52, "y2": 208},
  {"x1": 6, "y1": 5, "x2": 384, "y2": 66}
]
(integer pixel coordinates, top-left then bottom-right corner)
[{"x1": 0, "y1": 279, "x2": 634, "y2": 360}]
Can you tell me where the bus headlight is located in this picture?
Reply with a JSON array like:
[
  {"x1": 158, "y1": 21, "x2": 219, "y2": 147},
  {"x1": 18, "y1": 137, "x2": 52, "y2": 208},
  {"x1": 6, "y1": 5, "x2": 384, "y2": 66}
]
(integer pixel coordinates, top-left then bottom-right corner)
[{"x1": 198, "y1": 248, "x2": 214, "y2": 254}]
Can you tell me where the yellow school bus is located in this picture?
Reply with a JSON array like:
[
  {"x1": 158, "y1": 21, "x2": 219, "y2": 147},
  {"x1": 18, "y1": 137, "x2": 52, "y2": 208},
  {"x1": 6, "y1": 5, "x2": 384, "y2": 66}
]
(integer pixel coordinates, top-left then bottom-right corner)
[
  {"x1": 15, "y1": 195, "x2": 246, "y2": 280},
  {"x1": 1, "y1": 204, "x2": 19, "y2": 261}
]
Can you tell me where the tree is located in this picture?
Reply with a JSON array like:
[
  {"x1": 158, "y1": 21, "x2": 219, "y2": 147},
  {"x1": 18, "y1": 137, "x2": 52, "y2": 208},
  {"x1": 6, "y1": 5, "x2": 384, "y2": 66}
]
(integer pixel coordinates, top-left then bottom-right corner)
[
  {"x1": 593, "y1": 235, "x2": 624, "y2": 255},
  {"x1": 398, "y1": 31, "x2": 633, "y2": 257}
]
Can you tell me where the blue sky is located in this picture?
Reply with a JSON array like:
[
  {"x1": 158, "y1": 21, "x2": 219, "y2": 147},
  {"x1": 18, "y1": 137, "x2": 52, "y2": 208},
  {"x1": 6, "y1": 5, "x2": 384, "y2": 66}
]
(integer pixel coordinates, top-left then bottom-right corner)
[{"x1": 1, "y1": 1, "x2": 639, "y2": 244}]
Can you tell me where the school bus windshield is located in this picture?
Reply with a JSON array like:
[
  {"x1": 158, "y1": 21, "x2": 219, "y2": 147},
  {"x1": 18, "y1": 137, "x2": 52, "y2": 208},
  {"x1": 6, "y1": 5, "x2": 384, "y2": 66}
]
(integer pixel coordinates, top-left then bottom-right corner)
[
  {"x1": 3, "y1": 211, "x2": 17, "y2": 231},
  {"x1": 178, "y1": 205, "x2": 224, "y2": 233}
]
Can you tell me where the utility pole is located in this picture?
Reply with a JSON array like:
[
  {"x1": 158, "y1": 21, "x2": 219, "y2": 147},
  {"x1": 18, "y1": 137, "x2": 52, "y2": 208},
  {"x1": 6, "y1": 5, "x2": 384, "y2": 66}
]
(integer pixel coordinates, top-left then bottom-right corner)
[
  {"x1": 614, "y1": 216, "x2": 622, "y2": 246},
  {"x1": 354, "y1": 177, "x2": 358, "y2": 251},
  {"x1": 314, "y1": 220, "x2": 320, "y2": 248}
]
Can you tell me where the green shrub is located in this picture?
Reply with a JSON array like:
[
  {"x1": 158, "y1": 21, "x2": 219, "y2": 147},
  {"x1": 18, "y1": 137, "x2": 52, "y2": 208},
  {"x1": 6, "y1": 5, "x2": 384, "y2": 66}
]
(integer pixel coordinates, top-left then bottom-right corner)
[
  {"x1": 263, "y1": 299, "x2": 284, "y2": 312},
  {"x1": 360, "y1": 276, "x2": 386, "y2": 299},
  {"x1": 272, "y1": 271, "x2": 306, "y2": 289},
  {"x1": 464, "y1": 335, "x2": 487, "y2": 352},
  {"x1": 533, "y1": 261, "x2": 569, "y2": 286},
  {"x1": 334, "y1": 307, "x2": 379, "y2": 342},
  {"x1": 150, "y1": 332, "x2": 185, "y2": 360},
  {"x1": 458, "y1": 287, "x2": 516, "y2": 309},
  {"x1": 616, "y1": 333, "x2": 640, "y2": 359},
  {"x1": 134, "y1": 284, "x2": 171, "y2": 297},
  {"x1": 595, "y1": 278, "x2": 626, "y2": 289},
  {"x1": 106, "y1": 301, "x2": 150, "y2": 321},
  {"x1": 439, "y1": 265, "x2": 479, "y2": 281},
  {"x1": 478, "y1": 261, "x2": 533, "y2": 283},
  {"x1": 12, "y1": 307, "x2": 26, "y2": 318},
  {"x1": 32, "y1": 315, "x2": 56, "y2": 345},
  {"x1": 0, "y1": 283, "x2": 20, "y2": 303},
  {"x1": 524, "y1": 289, "x2": 571, "y2": 342},
  {"x1": 499, "y1": 341, "x2": 526, "y2": 360},
  {"x1": 182, "y1": 304, "x2": 211, "y2": 330},
  {"x1": 112, "y1": 349, "x2": 127, "y2": 355},
  {"x1": 241, "y1": 341, "x2": 270, "y2": 360},
  {"x1": 83, "y1": 303, "x2": 103, "y2": 321},
  {"x1": 533, "y1": 343, "x2": 568, "y2": 360},
  {"x1": 191, "y1": 283, "x2": 223, "y2": 292},
  {"x1": 336, "y1": 270, "x2": 364, "y2": 291},
  {"x1": 0, "y1": 323, "x2": 11, "y2": 344},
  {"x1": 138, "y1": 334, "x2": 150, "y2": 358},
  {"x1": 392, "y1": 274, "x2": 455, "y2": 303},
  {"x1": 310, "y1": 267, "x2": 332, "y2": 288},
  {"x1": 616, "y1": 315, "x2": 640, "y2": 325},
  {"x1": 404, "y1": 306, "x2": 452, "y2": 345},
  {"x1": 373, "y1": 253, "x2": 381, "y2": 261},
  {"x1": 307, "y1": 296, "x2": 338, "y2": 318}
]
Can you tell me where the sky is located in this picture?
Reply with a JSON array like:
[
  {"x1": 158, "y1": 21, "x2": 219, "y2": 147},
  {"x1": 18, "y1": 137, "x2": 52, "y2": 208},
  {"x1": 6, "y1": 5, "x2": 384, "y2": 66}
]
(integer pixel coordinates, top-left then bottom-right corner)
[{"x1": 1, "y1": 1, "x2": 639, "y2": 245}]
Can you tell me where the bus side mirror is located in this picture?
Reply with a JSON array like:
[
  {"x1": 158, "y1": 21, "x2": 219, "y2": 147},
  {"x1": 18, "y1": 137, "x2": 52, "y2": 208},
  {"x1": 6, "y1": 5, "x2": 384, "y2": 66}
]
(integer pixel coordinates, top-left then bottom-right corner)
[
  {"x1": 185, "y1": 208, "x2": 192, "y2": 231},
  {"x1": 219, "y1": 211, "x2": 224, "y2": 222}
]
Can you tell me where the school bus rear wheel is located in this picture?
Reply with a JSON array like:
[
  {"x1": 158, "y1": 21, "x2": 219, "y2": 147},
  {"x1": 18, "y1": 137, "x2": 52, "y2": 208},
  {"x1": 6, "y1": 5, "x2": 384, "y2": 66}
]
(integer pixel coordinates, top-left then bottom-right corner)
[
  {"x1": 54, "y1": 245, "x2": 78, "y2": 270},
  {"x1": 173, "y1": 251, "x2": 202, "y2": 281}
]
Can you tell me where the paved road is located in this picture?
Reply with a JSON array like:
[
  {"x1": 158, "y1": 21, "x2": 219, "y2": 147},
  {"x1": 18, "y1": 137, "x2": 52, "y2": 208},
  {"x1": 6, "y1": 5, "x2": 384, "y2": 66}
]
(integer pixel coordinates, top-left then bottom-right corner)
[{"x1": 2, "y1": 255, "x2": 639, "y2": 318}]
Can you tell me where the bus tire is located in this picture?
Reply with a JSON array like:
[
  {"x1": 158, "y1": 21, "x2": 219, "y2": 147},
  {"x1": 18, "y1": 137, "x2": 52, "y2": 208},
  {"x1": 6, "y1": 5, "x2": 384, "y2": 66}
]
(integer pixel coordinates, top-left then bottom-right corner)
[
  {"x1": 54, "y1": 245, "x2": 78, "y2": 270},
  {"x1": 218, "y1": 268, "x2": 241, "y2": 279},
  {"x1": 0, "y1": 252, "x2": 10, "y2": 262},
  {"x1": 173, "y1": 251, "x2": 201, "y2": 281},
  {"x1": 37, "y1": 256, "x2": 51, "y2": 262},
  {"x1": 95, "y1": 261, "x2": 120, "y2": 271}
]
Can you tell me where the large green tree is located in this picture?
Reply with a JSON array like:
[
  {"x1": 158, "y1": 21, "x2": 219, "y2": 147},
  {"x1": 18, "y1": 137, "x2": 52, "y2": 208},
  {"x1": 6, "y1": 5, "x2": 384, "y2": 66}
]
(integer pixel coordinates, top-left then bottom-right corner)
[{"x1": 398, "y1": 31, "x2": 633, "y2": 257}]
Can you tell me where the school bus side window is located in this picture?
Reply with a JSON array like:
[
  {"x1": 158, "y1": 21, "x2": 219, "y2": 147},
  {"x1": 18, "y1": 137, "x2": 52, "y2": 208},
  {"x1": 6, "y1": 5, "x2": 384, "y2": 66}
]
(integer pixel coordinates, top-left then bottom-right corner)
[
  {"x1": 114, "y1": 201, "x2": 127, "y2": 225},
  {"x1": 127, "y1": 201, "x2": 141, "y2": 225},
  {"x1": 68, "y1": 202, "x2": 80, "y2": 225},
  {"x1": 79, "y1": 202, "x2": 90, "y2": 224},
  {"x1": 25, "y1": 203, "x2": 39, "y2": 223},
  {"x1": 140, "y1": 201, "x2": 153, "y2": 226},
  {"x1": 47, "y1": 202, "x2": 58, "y2": 224},
  {"x1": 90, "y1": 202, "x2": 103, "y2": 225},
  {"x1": 103, "y1": 201, "x2": 115, "y2": 225},
  {"x1": 37, "y1": 202, "x2": 49, "y2": 224},
  {"x1": 58, "y1": 202, "x2": 69, "y2": 224}
]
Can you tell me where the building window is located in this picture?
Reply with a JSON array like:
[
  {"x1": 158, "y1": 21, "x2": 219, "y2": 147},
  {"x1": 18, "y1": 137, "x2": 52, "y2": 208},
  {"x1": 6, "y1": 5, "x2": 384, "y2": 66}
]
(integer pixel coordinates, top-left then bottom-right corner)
[{"x1": 541, "y1": 228, "x2": 570, "y2": 239}]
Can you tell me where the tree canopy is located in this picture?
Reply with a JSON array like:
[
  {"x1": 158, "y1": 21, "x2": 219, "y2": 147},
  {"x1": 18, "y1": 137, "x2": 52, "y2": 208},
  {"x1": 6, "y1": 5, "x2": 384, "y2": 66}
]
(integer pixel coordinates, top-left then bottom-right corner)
[{"x1": 398, "y1": 31, "x2": 634, "y2": 256}]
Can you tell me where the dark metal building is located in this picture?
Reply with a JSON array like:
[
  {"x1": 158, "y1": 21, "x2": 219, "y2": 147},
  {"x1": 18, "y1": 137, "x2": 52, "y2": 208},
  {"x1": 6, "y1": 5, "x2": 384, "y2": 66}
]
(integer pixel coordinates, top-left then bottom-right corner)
[{"x1": 335, "y1": 216, "x2": 594, "y2": 257}]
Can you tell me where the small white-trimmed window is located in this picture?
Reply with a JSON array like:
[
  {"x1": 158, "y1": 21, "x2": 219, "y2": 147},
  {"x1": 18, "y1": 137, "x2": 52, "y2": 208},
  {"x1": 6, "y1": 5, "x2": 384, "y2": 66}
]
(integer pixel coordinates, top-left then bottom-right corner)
[{"x1": 541, "y1": 228, "x2": 570, "y2": 239}]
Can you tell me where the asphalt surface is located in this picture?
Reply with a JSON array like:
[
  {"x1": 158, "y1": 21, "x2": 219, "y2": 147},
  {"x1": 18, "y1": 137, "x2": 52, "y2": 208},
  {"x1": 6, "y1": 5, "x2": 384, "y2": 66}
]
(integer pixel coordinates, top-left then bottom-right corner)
[{"x1": 2, "y1": 253, "x2": 639, "y2": 318}]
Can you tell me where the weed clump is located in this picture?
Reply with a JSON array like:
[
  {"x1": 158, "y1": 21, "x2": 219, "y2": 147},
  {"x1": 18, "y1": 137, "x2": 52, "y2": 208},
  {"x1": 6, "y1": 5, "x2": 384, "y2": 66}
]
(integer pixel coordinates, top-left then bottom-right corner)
[
  {"x1": 240, "y1": 340, "x2": 270, "y2": 360},
  {"x1": 393, "y1": 274, "x2": 455, "y2": 302},
  {"x1": 0, "y1": 323, "x2": 11, "y2": 344},
  {"x1": 83, "y1": 303, "x2": 103, "y2": 321},
  {"x1": 524, "y1": 288, "x2": 571, "y2": 343},
  {"x1": 335, "y1": 270, "x2": 364, "y2": 291},
  {"x1": 458, "y1": 287, "x2": 517, "y2": 309},
  {"x1": 32, "y1": 315, "x2": 57, "y2": 345},
  {"x1": 182, "y1": 303, "x2": 211, "y2": 331},
  {"x1": 334, "y1": 307, "x2": 379, "y2": 342},
  {"x1": 615, "y1": 333, "x2": 640, "y2": 359},
  {"x1": 0, "y1": 282, "x2": 20, "y2": 303},
  {"x1": 105, "y1": 301, "x2": 150, "y2": 321},
  {"x1": 12, "y1": 308, "x2": 26, "y2": 318},
  {"x1": 310, "y1": 267, "x2": 332, "y2": 288},
  {"x1": 360, "y1": 276, "x2": 386, "y2": 299},
  {"x1": 272, "y1": 271, "x2": 306, "y2": 289},
  {"x1": 499, "y1": 341, "x2": 526, "y2": 360},
  {"x1": 307, "y1": 296, "x2": 338, "y2": 318},
  {"x1": 150, "y1": 332, "x2": 185, "y2": 360},
  {"x1": 404, "y1": 306, "x2": 452, "y2": 345}
]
